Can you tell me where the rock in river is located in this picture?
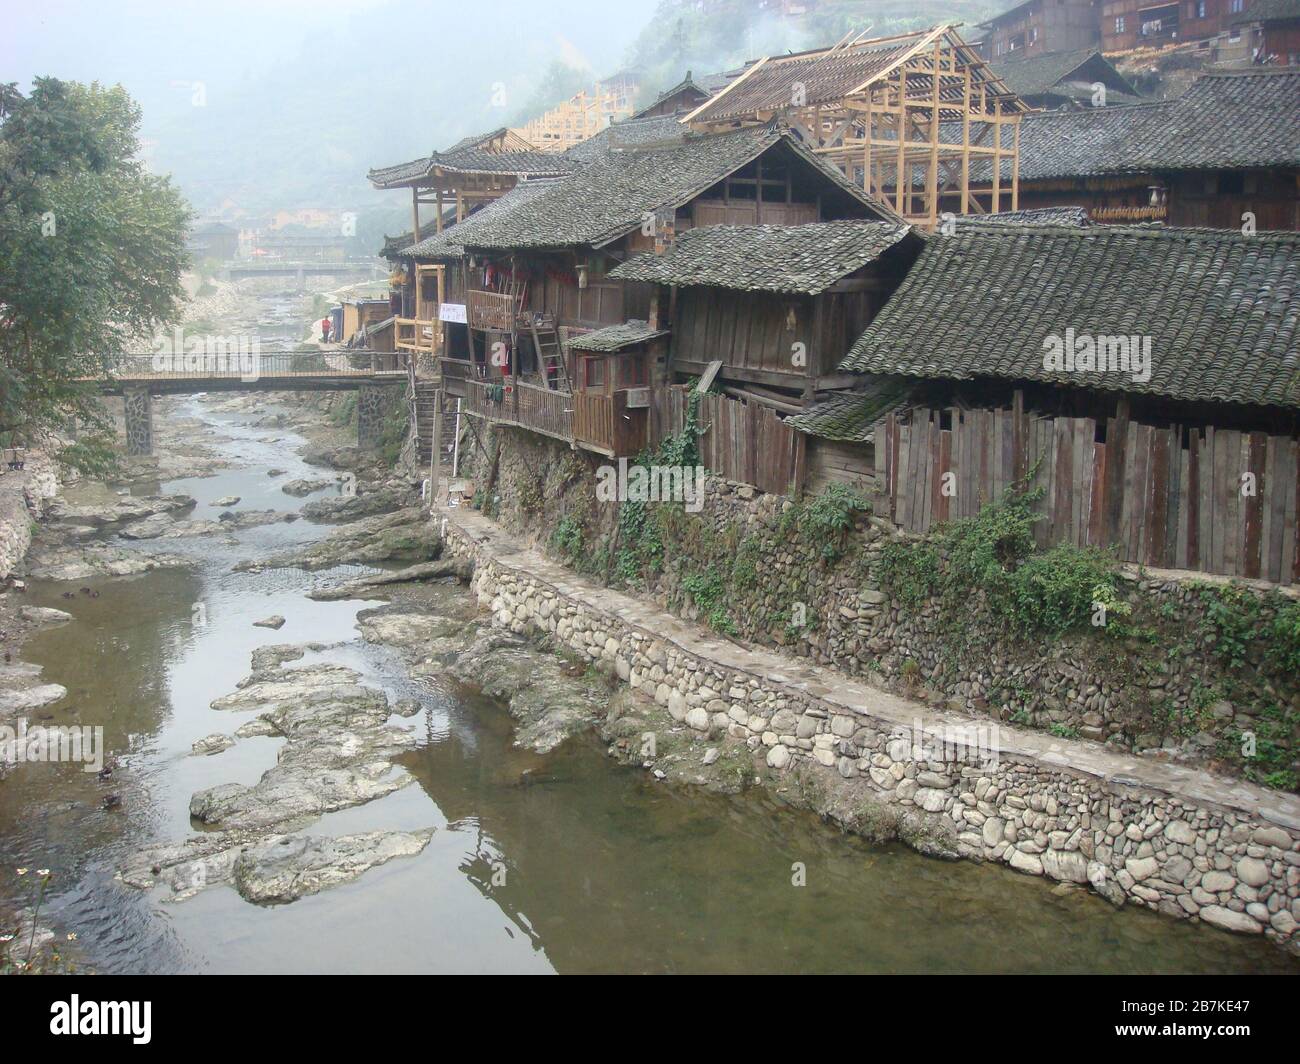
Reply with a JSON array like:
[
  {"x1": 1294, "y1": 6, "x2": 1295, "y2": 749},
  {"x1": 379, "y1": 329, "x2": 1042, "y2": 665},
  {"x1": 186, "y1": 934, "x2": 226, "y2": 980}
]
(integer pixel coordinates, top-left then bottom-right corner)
[
  {"x1": 19, "y1": 605, "x2": 73, "y2": 626},
  {"x1": 191, "y1": 733, "x2": 236, "y2": 756},
  {"x1": 120, "y1": 828, "x2": 433, "y2": 905},
  {"x1": 190, "y1": 659, "x2": 418, "y2": 831}
]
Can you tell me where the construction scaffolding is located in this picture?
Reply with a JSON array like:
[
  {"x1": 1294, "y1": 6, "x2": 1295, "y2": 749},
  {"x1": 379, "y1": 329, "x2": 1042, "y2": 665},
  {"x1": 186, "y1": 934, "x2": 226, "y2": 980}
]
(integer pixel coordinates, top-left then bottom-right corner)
[{"x1": 682, "y1": 24, "x2": 1030, "y2": 227}]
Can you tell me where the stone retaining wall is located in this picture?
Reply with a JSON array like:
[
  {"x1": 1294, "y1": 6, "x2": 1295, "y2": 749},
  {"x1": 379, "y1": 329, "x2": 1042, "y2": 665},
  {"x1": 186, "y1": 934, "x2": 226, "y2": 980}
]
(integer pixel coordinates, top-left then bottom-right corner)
[
  {"x1": 440, "y1": 511, "x2": 1300, "y2": 956},
  {"x1": 460, "y1": 425, "x2": 1300, "y2": 791},
  {"x1": 0, "y1": 451, "x2": 59, "y2": 579}
]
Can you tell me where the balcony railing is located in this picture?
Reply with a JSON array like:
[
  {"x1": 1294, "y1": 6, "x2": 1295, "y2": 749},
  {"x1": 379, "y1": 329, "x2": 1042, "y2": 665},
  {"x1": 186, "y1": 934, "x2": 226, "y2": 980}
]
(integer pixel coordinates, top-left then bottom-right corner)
[
  {"x1": 395, "y1": 317, "x2": 440, "y2": 355},
  {"x1": 463, "y1": 377, "x2": 574, "y2": 445},
  {"x1": 467, "y1": 289, "x2": 520, "y2": 332}
]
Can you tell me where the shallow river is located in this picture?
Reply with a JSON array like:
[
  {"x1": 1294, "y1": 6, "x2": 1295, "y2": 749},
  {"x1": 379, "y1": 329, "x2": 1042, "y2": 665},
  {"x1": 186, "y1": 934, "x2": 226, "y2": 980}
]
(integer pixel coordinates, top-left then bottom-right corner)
[{"x1": 2, "y1": 398, "x2": 1296, "y2": 974}]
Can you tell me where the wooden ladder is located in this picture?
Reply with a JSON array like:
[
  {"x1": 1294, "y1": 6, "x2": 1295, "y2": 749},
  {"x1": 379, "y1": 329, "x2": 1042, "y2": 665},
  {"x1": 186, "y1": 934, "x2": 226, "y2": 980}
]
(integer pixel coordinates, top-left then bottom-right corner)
[
  {"x1": 528, "y1": 315, "x2": 571, "y2": 393},
  {"x1": 413, "y1": 380, "x2": 442, "y2": 465}
]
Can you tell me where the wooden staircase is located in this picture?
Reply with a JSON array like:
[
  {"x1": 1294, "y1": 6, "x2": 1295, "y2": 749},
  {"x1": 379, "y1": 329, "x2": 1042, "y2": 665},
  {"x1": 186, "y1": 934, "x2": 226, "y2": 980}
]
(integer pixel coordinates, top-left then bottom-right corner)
[{"x1": 413, "y1": 380, "x2": 449, "y2": 467}]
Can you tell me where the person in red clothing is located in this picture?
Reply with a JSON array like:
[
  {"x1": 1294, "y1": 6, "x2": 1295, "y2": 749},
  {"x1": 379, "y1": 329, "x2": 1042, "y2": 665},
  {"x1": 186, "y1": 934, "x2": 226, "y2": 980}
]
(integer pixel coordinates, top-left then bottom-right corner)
[{"x1": 320, "y1": 316, "x2": 331, "y2": 343}]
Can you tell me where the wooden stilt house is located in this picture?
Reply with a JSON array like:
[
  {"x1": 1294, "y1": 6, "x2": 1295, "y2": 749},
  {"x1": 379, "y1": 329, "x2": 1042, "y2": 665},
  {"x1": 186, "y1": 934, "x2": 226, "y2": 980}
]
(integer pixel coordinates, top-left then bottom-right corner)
[{"x1": 803, "y1": 222, "x2": 1300, "y2": 583}]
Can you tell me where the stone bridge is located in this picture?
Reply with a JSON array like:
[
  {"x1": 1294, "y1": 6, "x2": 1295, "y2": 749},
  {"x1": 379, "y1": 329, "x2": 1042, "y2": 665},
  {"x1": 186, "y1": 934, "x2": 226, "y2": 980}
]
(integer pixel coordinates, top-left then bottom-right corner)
[{"x1": 97, "y1": 352, "x2": 407, "y2": 455}]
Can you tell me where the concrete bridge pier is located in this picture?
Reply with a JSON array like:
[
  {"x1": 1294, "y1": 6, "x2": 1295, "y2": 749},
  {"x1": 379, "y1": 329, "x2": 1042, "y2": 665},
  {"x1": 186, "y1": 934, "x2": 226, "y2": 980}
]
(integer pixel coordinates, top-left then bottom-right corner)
[
  {"x1": 356, "y1": 384, "x2": 396, "y2": 451},
  {"x1": 123, "y1": 387, "x2": 154, "y2": 456}
]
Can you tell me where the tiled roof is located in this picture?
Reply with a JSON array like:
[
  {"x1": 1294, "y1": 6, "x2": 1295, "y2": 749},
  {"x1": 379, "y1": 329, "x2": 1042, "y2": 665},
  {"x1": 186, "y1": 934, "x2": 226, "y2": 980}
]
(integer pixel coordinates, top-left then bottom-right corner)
[
  {"x1": 1016, "y1": 102, "x2": 1173, "y2": 180},
  {"x1": 988, "y1": 48, "x2": 1138, "y2": 100},
  {"x1": 785, "y1": 381, "x2": 914, "y2": 441},
  {"x1": 979, "y1": 1, "x2": 1036, "y2": 28},
  {"x1": 629, "y1": 71, "x2": 733, "y2": 118},
  {"x1": 566, "y1": 320, "x2": 669, "y2": 352},
  {"x1": 563, "y1": 113, "x2": 687, "y2": 162},
  {"x1": 840, "y1": 226, "x2": 1300, "y2": 411},
  {"x1": 457, "y1": 125, "x2": 894, "y2": 252},
  {"x1": 1233, "y1": 0, "x2": 1300, "y2": 24},
  {"x1": 368, "y1": 138, "x2": 573, "y2": 188},
  {"x1": 609, "y1": 221, "x2": 914, "y2": 293},
  {"x1": 960, "y1": 206, "x2": 1092, "y2": 228},
  {"x1": 399, "y1": 180, "x2": 560, "y2": 258},
  {"x1": 1017, "y1": 69, "x2": 1300, "y2": 180}
]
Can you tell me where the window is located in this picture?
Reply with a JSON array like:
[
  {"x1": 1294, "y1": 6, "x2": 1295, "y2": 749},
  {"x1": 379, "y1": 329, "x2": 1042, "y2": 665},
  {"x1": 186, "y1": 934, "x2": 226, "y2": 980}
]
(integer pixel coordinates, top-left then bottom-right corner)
[
  {"x1": 1115, "y1": 16, "x2": 1126, "y2": 32},
  {"x1": 584, "y1": 356, "x2": 605, "y2": 389},
  {"x1": 618, "y1": 354, "x2": 647, "y2": 388},
  {"x1": 1195, "y1": 0, "x2": 1206, "y2": 16},
  {"x1": 1230, "y1": 0, "x2": 1243, "y2": 11}
]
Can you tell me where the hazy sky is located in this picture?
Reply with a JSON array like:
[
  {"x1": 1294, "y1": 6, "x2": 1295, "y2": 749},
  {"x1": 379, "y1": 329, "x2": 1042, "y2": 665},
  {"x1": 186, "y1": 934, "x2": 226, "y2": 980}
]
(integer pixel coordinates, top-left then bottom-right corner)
[
  {"x1": 3, "y1": 0, "x2": 658, "y2": 116},
  {"x1": 3, "y1": 0, "x2": 662, "y2": 210}
]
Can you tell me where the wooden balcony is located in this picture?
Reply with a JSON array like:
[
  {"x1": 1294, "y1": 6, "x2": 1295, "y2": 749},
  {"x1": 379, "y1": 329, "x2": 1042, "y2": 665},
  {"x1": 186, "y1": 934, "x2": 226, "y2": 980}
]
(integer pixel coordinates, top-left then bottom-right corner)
[
  {"x1": 461, "y1": 378, "x2": 648, "y2": 457},
  {"x1": 464, "y1": 377, "x2": 573, "y2": 446},
  {"x1": 395, "y1": 317, "x2": 441, "y2": 356},
  {"x1": 467, "y1": 289, "x2": 520, "y2": 332}
]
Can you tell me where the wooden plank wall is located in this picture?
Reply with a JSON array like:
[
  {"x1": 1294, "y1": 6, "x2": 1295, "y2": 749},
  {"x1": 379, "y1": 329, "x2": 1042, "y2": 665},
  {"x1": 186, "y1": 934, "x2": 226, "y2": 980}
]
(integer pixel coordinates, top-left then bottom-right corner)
[
  {"x1": 872, "y1": 406, "x2": 1300, "y2": 583},
  {"x1": 651, "y1": 387, "x2": 806, "y2": 496},
  {"x1": 674, "y1": 289, "x2": 809, "y2": 381}
]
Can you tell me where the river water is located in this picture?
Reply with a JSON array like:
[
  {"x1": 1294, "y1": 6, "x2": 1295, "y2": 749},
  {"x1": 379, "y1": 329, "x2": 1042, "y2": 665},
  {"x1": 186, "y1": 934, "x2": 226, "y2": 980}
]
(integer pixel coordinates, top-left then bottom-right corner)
[{"x1": 2, "y1": 397, "x2": 1296, "y2": 974}]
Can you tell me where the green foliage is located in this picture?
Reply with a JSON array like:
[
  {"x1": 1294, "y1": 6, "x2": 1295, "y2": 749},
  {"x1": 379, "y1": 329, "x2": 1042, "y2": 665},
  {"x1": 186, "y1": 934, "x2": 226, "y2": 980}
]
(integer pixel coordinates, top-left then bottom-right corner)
[
  {"x1": 376, "y1": 400, "x2": 408, "y2": 467},
  {"x1": 1, "y1": 79, "x2": 191, "y2": 472},
  {"x1": 328, "y1": 393, "x2": 358, "y2": 427},
  {"x1": 613, "y1": 391, "x2": 701, "y2": 586},
  {"x1": 879, "y1": 482, "x2": 1127, "y2": 637},
  {"x1": 792, "y1": 483, "x2": 870, "y2": 561},
  {"x1": 877, "y1": 540, "x2": 940, "y2": 609},
  {"x1": 550, "y1": 515, "x2": 584, "y2": 561},
  {"x1": 1265, "y1": 600, "x2": 1300, "y2": 675},
  {"x1": 682, "y1": 565, "x2": 735, "y2": 635},
  {"x1": 1004, "y1": 546, "x2": 1127, "y2": 637}
]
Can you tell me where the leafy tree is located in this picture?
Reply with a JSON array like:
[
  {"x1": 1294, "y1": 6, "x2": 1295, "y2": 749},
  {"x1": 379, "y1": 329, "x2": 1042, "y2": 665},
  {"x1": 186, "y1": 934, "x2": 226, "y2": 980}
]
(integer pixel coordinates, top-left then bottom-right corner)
[{"x1": 0, "y1": 78, "x2": 190, "y2": 473}]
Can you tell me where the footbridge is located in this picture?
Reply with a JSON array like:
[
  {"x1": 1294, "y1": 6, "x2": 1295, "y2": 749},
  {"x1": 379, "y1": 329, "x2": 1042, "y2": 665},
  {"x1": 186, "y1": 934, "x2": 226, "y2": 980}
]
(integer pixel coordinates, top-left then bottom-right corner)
[{"x1": 94, "y1": 351, "x2": 407, "y2": 456}]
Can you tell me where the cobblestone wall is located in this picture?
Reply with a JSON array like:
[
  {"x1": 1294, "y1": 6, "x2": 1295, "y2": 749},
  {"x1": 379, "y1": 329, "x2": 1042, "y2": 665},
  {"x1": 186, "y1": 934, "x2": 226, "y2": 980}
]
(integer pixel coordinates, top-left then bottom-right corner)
[{"x1": 440, "y1": 516, "x2": 1300, "y2": 956}]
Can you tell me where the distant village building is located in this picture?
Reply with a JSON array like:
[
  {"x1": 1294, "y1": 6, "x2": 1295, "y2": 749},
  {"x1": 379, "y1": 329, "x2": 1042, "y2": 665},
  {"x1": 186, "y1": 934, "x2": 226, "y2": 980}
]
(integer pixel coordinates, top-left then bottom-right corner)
[
  {"x1": 981, "y1": 0, "x2": 1102, "y2": 58},
  {"x1": 630, "y1": 71, "x2": 733, "y2": 119},
  {"x1": 269, "y1": 207, "x2": 345, "y2": 230},
  {"x1": 1100, "y1": 0, "x2": 1250, "y2": 51},
  {"x1": 987, "y1": 47, "x2": 1143, "y2": 107},
  {"x1": 1233, "y1": 0, "x2": 1300, "y2": 63},
  {"x1": 187, "y1": 221, "x2": 240, "y2": 261},
  {"x1": 253, "y1": 232, "x2": 347, "y2": 261},
  {"x1": 1012, "y1": 67, "x2": 1300, "y2": 228}
]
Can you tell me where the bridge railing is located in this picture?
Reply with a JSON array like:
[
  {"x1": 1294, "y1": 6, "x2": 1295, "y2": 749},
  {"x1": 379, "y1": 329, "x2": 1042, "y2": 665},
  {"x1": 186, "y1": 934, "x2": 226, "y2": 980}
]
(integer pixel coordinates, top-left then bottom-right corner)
[{"x1": 98, "y1": 351, "x2": 403, "y2": 381}]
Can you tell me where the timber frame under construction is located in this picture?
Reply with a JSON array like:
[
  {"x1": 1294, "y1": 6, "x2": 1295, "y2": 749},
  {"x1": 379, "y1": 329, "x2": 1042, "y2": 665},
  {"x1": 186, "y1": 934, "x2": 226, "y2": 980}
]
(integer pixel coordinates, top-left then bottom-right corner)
[{"x1": 682, "y1": 24, "x2": 1030, "y2": 226}]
